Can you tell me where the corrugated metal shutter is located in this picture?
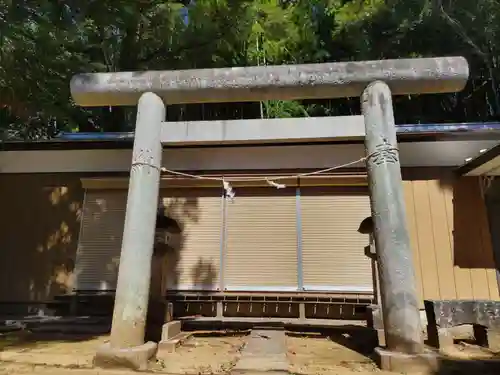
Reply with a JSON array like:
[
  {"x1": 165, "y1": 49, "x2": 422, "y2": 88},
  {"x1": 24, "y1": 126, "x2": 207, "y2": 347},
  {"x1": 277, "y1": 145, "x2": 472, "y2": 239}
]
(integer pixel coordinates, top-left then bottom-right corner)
[
  {"x1": 161, "y1": 188, "x2": 223, "y2": 291},
  {"x1": 223, "y1": 188, "x2": 298, "y2": 291},
  {"x1": 300, "y1": 187, "x2": 373, "y2": 293},
  {"x1": 74, "y1": 189, "x2": 127, "y2": 291}
]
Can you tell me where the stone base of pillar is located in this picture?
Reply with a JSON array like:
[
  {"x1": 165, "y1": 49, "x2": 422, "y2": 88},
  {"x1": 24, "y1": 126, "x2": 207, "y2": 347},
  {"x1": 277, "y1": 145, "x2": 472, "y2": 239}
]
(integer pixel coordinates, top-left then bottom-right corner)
[
  {"x1": 374, "y1": 347, "x2": 438, "y2": 373},
  {"x1": 93, "y1": 341, "x2": 158, "y2": 371}
]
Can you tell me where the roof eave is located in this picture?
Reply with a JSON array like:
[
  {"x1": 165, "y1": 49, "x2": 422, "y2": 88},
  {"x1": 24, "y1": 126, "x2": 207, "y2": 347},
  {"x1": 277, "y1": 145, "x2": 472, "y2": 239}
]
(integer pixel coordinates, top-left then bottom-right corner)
[{"x1": 455, "y1": 143, "x2": 500, "y2": 176}]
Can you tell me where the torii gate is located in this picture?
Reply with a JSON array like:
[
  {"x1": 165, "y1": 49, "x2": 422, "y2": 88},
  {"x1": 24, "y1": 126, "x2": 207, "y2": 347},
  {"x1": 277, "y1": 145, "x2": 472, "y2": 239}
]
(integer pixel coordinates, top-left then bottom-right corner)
[{"x1": 70, "y1": 57, "x2": 469, "y2": 372}]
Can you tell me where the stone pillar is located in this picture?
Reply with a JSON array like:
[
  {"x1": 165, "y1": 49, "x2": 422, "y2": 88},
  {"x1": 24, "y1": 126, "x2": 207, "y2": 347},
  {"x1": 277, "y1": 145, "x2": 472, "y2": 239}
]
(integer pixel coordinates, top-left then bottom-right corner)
[
  {"x1": 94, "y1": 92, "x2": 165, "y2": 370},
  {"x1": 361, "y1": 81, "x2": 424, "y2": 357}
]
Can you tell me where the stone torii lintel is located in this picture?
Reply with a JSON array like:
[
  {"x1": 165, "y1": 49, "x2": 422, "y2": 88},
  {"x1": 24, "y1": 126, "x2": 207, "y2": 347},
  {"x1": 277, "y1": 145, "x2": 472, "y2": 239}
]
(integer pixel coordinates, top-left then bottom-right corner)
[{"x1": 70, "y1": 56, "x2": 469, "y2": 107}]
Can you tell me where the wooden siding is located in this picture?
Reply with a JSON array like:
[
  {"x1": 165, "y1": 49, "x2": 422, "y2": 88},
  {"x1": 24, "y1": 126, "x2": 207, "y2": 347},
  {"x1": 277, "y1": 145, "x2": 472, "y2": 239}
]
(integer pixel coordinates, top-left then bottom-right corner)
[
  {"x1": 404, "y1": 176, "x2": 500, "y2": 306},
  {"x1": 0, "y1": 174, "x2": 84, "y2": 302},
  {"x1": 0, "y1": 170, "x2": 497, "y2": 310}
]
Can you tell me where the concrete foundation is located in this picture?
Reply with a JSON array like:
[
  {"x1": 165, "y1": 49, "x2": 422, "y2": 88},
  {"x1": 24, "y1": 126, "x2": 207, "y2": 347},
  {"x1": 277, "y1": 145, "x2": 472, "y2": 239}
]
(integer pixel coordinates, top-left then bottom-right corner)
[
  {"x1": 374, "y1": 347, "x2": 438, "y2": 373},
  {"x1": 93, "y1": 341, "x2": 157, "y2": 371},
  {"x1": 158, "y1": 321, "x2": 190, "y2": 353},
  {"x1": 475, "y1": 326, "x2": 500, "y2": 352},
  {"x1": 427, "y1": 326, "x2": 454, "y2": 350},
  {"x1": 161, "y1": 320, "x2": 182, "y2": 341}
]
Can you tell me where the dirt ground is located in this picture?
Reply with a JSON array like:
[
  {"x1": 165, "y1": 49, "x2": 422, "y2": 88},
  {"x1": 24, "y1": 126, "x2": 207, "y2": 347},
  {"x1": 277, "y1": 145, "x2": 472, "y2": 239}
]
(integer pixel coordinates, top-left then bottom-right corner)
[
  {"x1": 1, "y1": 330, "x2": 500, "y2": 375},
  {"x1": 0, "y1": 331, "x2": 246, "y2": 375},
  {"x1": 287, "y1": 332, "x2": 500, "y2": 375},
  {"x1": 156, "y1": 332, "x2": 246, "y2": 374},
  {"x1": 0, "y1": 332, "x2": 108, "y2": 368},
  {"x1": 288, "y1": 332, "x2": 390, "y2": 375}
]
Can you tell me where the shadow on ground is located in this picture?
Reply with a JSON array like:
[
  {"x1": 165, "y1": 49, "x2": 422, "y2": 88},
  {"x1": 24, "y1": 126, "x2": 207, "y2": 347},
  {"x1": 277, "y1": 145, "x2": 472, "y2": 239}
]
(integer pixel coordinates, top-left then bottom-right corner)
[
  {"x1": 288, "y1": 327, "x2": 378, "y2": 357},
  {"x1": 188, "y1": 330, "x2": 251, "y2": 338},
  {"x1": 288, "y1": 328, "x2": 500, "y2": 375},
  {"x1": 431, "y1": 355, "x2": 500, "y2": 375}
]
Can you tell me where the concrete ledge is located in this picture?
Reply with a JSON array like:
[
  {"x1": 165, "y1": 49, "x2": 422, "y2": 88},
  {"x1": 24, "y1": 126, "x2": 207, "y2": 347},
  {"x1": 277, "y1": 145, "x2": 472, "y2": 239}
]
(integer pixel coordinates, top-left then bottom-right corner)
[
  {"x1": 93, "y1": 341, "x2": 157, "y2": 371},
  {"x1": 160, "y1": 116, "x2": 365, "y2": 145},
  {"x1": 157, "y1": 321, "x2": 190, "y2": 354},
  {"x1": 374, "y1": 347, "x2": 438, "y2": 373},
  {"x1": 161, "y1": 320, "x2": 182, "y2": 341},
  {"x1": 158, "y1": 332, "x2": 191, "y2": 353}
]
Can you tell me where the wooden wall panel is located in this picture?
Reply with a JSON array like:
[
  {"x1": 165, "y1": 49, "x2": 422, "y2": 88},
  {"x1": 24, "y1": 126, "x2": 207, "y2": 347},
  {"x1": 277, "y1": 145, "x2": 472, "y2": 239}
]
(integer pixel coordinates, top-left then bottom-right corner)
[
  {"x1": 442, "y1": 185, "x2": 474, "y2": 300},
  {"x1": 402, "y1": 183, "x2": 424, "y2": 303},
  {"x1": 0, "y1": 174, "x2": 83, "y2": 302},
  {"x1": 403, "y1": 175, "x2": 500, "y2": 306},
  {"x1": 411, "y1": 180, "x2": 442, "y2": 301},
  {"x1": 427, "y1": 181, "x2": 457, "y2": 299}
]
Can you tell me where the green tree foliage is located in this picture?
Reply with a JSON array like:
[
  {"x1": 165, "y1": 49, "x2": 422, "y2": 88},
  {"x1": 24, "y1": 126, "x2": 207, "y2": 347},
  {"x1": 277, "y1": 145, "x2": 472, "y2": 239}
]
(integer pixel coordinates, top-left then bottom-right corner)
[
  {"x1": 317, "y1": 0, "x2": 500, "y2": 123},
  {"x1": 0, "y1": 0, "x2": 499, "y2": 139}
]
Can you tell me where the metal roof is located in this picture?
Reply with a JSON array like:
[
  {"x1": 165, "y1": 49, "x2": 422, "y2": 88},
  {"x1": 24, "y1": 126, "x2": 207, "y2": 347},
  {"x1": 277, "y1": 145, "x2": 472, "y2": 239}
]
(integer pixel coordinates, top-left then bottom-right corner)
[{"x1": 1, "y1": 121, "x2": 500, "y2": 151}]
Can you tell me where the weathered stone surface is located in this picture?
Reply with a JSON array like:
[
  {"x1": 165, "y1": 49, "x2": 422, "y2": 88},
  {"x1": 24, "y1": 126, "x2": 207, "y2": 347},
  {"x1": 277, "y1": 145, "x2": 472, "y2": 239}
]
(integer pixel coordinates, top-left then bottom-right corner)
[
  {"x1": 232, "y1": 329, "x2": 289, "y2": 375},
  {"x1": 93, "y1": 341, "x2": 157, "y2": 371},
  {"x1": 474, "y1": 325, "x2": 500, "y2": 352},
  {"x1": 109, "y1": 92, "x2": 165, "y2": 350},
  {"x1": 159, "y1": 116, "x2": 365, "y2": 145},
  {"x1": 424, "y1": 300, "x2": 500, "y2": 329},
  {"x1": 425, "y1": 300, "x2": 500, "y2": 351},
  {"x1": 488, "y1": 330, "x2": 500, "y2": 352},
  {"x1": 161, "y1": 320, "x2": 182, "y2": 342},
  {"x1": 427, "y1": 326, "x2": 454, "y2": 350},
  {"x1": 71, "y1": 57, "x2": 469, "y2": 107},
  {"x1": 374, "y1": 347, "x2": 438, "y2": 373},
  {"x1": 158, "y1": 332, "x2": 191, "y2": 354},
  {"x1": 362, "y1": 81, "x2": 424, "y2": 354}
]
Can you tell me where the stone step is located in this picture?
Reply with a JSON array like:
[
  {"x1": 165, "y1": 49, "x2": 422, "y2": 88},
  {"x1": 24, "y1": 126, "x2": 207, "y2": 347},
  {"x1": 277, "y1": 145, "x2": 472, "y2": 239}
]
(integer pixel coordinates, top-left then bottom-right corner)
[{"x1": 232, "y1": 329, "x2": 289, "y2": 375}]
